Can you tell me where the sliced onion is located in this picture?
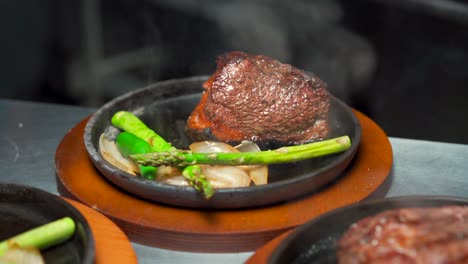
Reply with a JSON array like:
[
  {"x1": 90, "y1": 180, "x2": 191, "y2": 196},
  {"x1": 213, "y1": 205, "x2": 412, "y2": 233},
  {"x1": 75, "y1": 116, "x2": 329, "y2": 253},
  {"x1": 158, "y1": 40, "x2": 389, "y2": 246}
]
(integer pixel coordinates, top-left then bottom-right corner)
[
  {"x1": 159, "y1": 175, "x2": 189, "y2": 186},
  {"x1": 242, "y1": 165, "x2": 268, "y2": 185},
  {"x1": 0, "y1": 245, "x2": 45, "y2": 264},
  {"x1": 190, "y1": 141, "x2": 239, "y2": 153},
  {"x1": 200, "y1": 165, "x2": 251, "y2": 188},
  {"x1": 156, "y1": 165, "x2": 181, "y2": 178},
  {"x1": 234, "y1": 140, "x2": 261, "y2": 152},
  {"x1": 235, "y1": 141, "x2": 268, "y2": 185},
  {"x1": 190, "y1": 140, "x2": 268, "y2": 187},
  {"x1": 99, "y1": 134, "x2": 138, "y2": 175},
  {"x1": 190, "y1": 141, "x2": 252, "y2": 187}
]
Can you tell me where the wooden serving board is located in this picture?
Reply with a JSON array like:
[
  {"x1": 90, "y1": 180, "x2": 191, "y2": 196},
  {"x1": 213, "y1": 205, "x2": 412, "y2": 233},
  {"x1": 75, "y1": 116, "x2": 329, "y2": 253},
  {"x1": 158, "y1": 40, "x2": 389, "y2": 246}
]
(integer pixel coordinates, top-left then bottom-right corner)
[
  {"x1": 245, "y1": 231, "x2": 292, "y2": 264},
  {"x1": 62, "y1": 198, "x2": 137, "y2": 264},
  {"x1": 55, "y1": 110, "x2": 393, "y2": 253}
]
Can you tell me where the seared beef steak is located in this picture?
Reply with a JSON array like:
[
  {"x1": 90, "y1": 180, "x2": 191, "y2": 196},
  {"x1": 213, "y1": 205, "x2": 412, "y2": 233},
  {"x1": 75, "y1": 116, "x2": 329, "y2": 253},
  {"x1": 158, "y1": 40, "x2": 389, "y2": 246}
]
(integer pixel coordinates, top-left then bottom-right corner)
[
  {"x1": 186, "y1": 51, "x2": 330, "y2": 146},
  {"x1": 338, "y1": 206, "x2": 468, "y2": 264}
]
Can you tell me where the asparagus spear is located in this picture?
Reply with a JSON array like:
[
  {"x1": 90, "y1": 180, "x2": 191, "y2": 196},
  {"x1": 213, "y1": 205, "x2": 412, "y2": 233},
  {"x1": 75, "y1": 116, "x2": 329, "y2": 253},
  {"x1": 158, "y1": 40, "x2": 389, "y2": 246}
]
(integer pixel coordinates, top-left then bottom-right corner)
[
  {"x1": 0, "y1": 217, "x2": 76, "y2": 256},
  {"x1": 130, "y1": 136, "x2": 351, "y2": 167},
  {"x1": 112, "y1": 111, "x2": 173, "y2": 152},
  {"x1": 112, "y1": 111, "x2": 214, "y2": 198},
  {"x1": 182, "y1": 165, "x2": 215, "y2": 198},
  {"x1": 115, "y1": 131, "x2": 214, "y2": 197}
]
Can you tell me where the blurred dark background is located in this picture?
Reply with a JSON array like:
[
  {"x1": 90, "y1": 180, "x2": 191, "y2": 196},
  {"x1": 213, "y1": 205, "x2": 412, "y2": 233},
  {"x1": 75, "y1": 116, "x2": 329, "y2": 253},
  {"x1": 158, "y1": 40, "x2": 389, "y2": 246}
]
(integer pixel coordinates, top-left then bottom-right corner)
[{"x1": 1, "y1": 0, "x2": 467, "y2": 143}]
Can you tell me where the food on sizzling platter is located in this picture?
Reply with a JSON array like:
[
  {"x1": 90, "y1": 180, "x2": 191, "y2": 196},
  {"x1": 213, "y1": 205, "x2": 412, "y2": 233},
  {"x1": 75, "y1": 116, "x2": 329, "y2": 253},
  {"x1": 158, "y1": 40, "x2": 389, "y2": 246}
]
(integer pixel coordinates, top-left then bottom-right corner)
[
  {"x1": 99, "y1": 51, "x2": 352, "y2": 198},
  {"x1": 337, "y1": 205, "x2": 468, "y2": 264},
  {"x1": 0, "y1": 217, "x2": 76, "y2": 264},
  {"x1": 186, "y1": 51, "x2": 331, "y2": 147},
  {"x1": 100, "y1": 111, "x2": 350, "y2": 198}
]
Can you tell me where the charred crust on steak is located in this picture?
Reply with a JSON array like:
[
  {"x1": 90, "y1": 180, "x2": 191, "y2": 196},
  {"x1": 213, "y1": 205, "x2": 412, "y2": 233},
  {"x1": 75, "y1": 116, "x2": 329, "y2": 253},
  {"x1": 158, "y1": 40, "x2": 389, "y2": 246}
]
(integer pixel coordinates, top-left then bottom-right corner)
[{"x1": 186, "y1": 51, "x2": 331, "y2": 148}]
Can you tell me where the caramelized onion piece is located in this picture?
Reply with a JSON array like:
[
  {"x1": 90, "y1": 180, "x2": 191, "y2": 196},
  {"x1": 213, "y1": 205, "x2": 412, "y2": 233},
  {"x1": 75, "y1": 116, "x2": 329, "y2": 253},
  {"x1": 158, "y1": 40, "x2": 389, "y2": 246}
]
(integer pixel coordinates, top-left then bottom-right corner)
[
  {"x1": 99, "y1": 134, "x2": 138, "y2": 175},
  {"x1": 242, "y1": 165, "x2": 268, "y2": 186},
  {"x1": 189, "y1": 141, "x2": 239, "y2": 153},
  {"x1": 0, "y1": 245, "x2": 45, "y2": 264},
  {"x1": 235, "y1": 141, "x2": 268, "y2": 185},
  {"x1": 156, "y1": 165, "x2": 183, "y2": 181},
  {"x1": 199, "y1": 165, "x2": 251, "y2": 188},
  {"x1": 190, "y1": 141, "x2": 268, "y2": 187},
  {"x1": 234, "y1": 141, "x2": 261, "y2": 152},
  {"x1": 159, "y1": 175, "x2": 189, "y2": 186}
]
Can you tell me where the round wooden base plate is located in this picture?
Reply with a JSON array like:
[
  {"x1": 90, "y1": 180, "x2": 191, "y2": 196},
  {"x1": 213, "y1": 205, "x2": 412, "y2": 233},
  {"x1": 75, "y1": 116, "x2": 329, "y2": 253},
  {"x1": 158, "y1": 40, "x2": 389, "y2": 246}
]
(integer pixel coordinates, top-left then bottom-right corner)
[
  {"x1": 246, "y1": 231, "x2": 292, "y2": 264},
  {"x1": 62, "y1": 198, "x2": 137, "y2": 263},
  {"x1": 55, "y1": 110, "x2": 392, "y2": 253}
]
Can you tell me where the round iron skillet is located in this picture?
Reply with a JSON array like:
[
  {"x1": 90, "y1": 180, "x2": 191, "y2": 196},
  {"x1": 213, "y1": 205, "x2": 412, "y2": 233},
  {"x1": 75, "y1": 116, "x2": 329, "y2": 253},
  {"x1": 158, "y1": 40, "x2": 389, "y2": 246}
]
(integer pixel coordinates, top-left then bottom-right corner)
[
  {"x1": 83, "y1": 76, "x2": 361, "y2": 209},
  {"x1": 0, "y1": 183, "x2": 95, "y2": 264},
  {"x1": 268, "y1": 196, "x2": 468, "y2": 264}
]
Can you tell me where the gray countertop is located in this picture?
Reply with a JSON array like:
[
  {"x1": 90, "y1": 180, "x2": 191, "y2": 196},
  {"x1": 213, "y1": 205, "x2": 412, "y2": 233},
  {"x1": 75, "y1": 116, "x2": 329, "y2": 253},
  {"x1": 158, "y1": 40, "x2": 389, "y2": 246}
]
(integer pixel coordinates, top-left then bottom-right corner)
[{"x1": 1, "y1": 98, "x2": 467, "y2": 263}]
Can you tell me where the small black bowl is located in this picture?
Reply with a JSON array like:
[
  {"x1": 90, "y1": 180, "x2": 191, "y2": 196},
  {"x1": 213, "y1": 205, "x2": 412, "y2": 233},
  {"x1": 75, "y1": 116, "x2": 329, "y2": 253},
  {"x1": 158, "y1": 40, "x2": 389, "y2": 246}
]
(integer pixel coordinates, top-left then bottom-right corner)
[
  {"x1": 268, "y1": 195, "x2": 468, "y2": 264},
  {"x1": 83, "y1": 76, "x2": 361, "y2": 209},
  {"x1": 0, "y1": 183, "x2": 95, "y2": 264}
]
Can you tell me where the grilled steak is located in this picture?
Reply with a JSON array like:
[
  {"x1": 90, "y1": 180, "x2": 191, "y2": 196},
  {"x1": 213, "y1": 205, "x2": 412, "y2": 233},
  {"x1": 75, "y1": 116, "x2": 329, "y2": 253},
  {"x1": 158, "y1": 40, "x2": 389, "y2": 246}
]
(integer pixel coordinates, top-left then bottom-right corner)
[
  {"x1": 337, "y1": 206, "x2": 468, "y2": 264},
  {"x1": 186, "y1": 51, "x2": 330, "y2": 147}
]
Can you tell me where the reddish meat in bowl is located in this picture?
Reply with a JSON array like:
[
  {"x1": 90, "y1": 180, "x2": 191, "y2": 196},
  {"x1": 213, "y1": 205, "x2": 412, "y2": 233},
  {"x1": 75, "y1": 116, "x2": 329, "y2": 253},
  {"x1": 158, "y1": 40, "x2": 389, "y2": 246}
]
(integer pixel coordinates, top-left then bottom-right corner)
[{"x1": 338, "y1": 205, "x2": 468, "y2": 264}]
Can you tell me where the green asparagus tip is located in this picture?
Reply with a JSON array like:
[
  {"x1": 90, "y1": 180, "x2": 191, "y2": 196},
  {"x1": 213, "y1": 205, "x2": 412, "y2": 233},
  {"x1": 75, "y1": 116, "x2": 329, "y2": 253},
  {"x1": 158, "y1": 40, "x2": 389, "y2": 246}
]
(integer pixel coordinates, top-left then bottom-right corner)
[
  {"x1": 0, "y1": 217, "x2": 76, "y2": 256},
  {"x1": 111, "y1": 111, "x2": 127, "y2": 125},
  {"x1": 182, "y1": 165, "x2": 214, "y2": 199},
  {"x1": 337, "y1": 135, "x2": 351, "y2": 147}
]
